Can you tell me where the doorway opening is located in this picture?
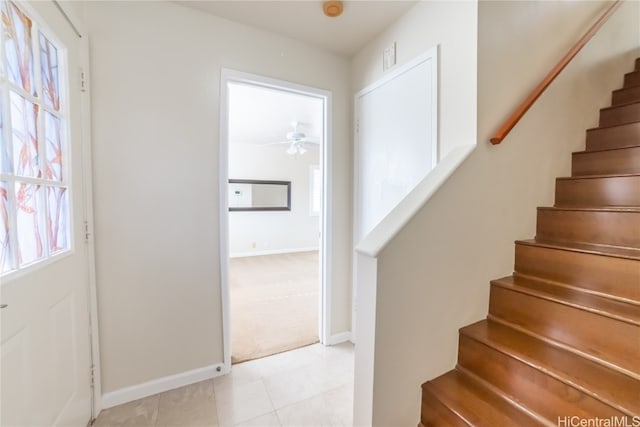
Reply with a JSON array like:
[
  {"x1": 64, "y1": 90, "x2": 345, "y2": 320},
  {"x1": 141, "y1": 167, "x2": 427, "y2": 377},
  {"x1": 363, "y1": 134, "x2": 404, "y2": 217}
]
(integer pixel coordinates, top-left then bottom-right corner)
[{"x1": 219, "y1": 70, "x2": 332, "y2": 368}]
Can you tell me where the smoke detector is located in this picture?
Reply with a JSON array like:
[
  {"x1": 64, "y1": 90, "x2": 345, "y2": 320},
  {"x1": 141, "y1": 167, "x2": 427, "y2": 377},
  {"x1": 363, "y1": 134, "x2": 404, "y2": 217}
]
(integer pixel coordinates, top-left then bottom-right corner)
[{"x1": 323, "y1": 1, "x2": 343, "y2": 18}]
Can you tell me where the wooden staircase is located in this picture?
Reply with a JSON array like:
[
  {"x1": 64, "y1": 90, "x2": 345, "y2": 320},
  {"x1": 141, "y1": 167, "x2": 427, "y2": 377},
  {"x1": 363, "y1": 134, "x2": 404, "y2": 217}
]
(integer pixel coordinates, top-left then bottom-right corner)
[{"x1": 419, "y1": 59, "x2": 640, "y2": 426}]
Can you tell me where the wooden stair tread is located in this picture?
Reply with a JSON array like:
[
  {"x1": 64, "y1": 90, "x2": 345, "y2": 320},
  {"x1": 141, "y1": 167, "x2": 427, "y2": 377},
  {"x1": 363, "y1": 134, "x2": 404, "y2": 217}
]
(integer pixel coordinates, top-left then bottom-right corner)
[
  {"x1": 585, "y1": 120, "x2": 640, "y2": 151},
  {"x1": 488, "y1": 299, "x2": 640, "y2": 380},
  {"x1": 612, "y1": 86, "x2": 640, "y2": 106},
  {"x1": 571, "y1": 143, "x2": 640, "y2": 176},
  {"x1": 493, "y1": 275, "x2": 640, "y2": 325},
  {"x1": 624, "y1": 70, "x2": 640, "y2": 88},
  {"x1": 556, "y1": 172, "x2": 640, "y2": 180},
  {"x1": 572, "y1": 145, "x2": 640, "y2": 176},
  {"x1": 421, "y1": 388, "x2": 470, "y2": 427},
  {"x1": 611, "y1": 85, "x2": 640, "y2": 95},
  {"x1": 456, "y1": 364, "x2": 621, "y2": 424},
  {"x1": 586, "y1": 120, "x2": 640, "y2": 132},
  {"x1": 535, "y1": 207, "x2": 640, "y2": 249},
  {"x1": 423, "y1": 370, "x2": 545, "y2": 427},
  {"x1": 599, "y1": 101, "x2": 640, "y2": 127},
  {"x1": 554, "y1": 174, "x2": 640, "y2": 207},
  {"x1": 515, "y1": 239, "x2": 640, "y2": 260},
  {"x1": 460, "y1": 320, "x2": 640, "y2": 416},
  {"x1": 537, "y1": 206, "x2": 640, "y2": 213},
  {"x1": 600, "y1": 100, "x2": 640, "y2": 112},
  {"x1": 513, "y1": 271, "x2": 640, "y2": 307},
  {"x1": 613, "y1": 86, "x2": 640, "y2": 96},
  {"x1": 573, "y1": 144, "x2": 640, "y2": 155},
  {"x1": 514, "y1": 240, "x2": 640, "y2": 304}
]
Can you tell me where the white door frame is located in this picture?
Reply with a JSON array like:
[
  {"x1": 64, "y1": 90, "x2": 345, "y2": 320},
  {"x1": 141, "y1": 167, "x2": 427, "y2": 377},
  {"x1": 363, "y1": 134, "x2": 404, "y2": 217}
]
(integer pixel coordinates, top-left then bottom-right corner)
[
  {"x1": 219, "y1": 69, "x2": 333, "y2": 369},
  {"x1": 79, "y1": 39, "x2": 102, "y2": 420},
  {"x1": 53, "y1": 2, "x2": 103, "y2": 417}
]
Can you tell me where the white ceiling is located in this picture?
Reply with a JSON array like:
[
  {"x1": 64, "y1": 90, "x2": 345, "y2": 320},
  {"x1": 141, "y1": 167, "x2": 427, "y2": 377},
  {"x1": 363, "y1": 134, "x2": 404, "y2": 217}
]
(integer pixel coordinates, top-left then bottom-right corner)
[
  {"x1": 176, "y1": 1, "x2": 418, "y2": 57},
  {"x1": 228, "y1": 82, "x2": 324, "y2": 146}
]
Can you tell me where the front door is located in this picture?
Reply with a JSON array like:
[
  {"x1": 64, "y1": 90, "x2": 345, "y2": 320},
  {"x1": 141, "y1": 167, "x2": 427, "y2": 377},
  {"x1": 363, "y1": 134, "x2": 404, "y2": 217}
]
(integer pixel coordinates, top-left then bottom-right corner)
[{"x1": 1, "y1": 1, "x2": 93, "y2": 425}]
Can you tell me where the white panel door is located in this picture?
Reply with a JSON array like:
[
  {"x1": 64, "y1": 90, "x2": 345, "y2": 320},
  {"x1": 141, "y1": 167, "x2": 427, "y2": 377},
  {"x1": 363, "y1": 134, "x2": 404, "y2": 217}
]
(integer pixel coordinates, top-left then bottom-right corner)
[{"x1": 0, "y1": 1, "x2": 92, "y2": 426}]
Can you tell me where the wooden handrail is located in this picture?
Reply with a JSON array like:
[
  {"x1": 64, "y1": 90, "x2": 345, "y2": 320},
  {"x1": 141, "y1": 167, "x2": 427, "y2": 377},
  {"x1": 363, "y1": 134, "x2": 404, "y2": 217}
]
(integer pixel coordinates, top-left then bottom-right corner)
[{"x1": 490, "y1": 0, "x2": 623, "y2": 145}]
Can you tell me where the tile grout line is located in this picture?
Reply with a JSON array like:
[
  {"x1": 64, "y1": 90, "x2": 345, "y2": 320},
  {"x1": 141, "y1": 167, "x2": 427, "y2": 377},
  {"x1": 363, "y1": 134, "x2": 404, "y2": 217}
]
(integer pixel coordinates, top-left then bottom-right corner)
[{"x1": 260, "y1": 377, "x2": 283, "y2": 427}]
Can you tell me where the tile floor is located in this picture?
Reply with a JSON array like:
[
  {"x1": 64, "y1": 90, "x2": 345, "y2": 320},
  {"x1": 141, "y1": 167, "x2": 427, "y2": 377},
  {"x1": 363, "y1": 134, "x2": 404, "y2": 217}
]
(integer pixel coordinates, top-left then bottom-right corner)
[{"x1": 94, "y1": 342, "x2": 354, "y2": 426}]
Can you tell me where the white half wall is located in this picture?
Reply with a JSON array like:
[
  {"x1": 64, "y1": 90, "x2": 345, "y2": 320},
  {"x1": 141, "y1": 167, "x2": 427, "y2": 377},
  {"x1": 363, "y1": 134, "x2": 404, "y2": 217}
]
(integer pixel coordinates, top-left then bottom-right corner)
[
  {"x1": 351, "y1": 1, "x2": 478, "y2": 424},
  {"x1": 228, "y1": 143, "x2": 320, "y2": 256}
]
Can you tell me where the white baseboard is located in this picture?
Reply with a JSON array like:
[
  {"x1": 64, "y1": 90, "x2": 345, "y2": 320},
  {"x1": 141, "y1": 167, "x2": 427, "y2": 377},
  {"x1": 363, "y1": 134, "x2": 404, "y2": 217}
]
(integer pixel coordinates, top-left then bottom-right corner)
[
  {"x1": 101, "y1": 363, "x2": 228, "y2": 410},
  {"x1": 327, "y1": 331, "x2": 352, "y2": 345},
  {"x1": 230, "y1": 246, "x2": 319, "y2": 258}
]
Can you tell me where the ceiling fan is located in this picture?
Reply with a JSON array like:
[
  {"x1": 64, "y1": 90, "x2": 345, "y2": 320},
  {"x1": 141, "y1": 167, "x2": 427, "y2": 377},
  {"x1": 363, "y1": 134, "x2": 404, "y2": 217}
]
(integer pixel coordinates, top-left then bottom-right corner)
[{"x1": 264, "y1": 121, "x2": 320, "y2": 156}]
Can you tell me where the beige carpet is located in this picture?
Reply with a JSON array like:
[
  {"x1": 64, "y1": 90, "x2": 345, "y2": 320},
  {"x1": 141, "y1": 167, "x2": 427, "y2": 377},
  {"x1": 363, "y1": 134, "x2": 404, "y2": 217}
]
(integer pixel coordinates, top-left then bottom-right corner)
[{"x1": 230, "y1": 251, "x2": 319, "y2": 364}]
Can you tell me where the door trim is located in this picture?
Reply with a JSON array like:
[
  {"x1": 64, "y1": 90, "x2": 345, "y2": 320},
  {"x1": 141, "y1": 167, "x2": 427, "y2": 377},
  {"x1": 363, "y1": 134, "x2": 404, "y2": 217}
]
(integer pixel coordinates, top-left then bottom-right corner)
[
  {"x1": 79, "y1": 40, "x2": 102, "y2": 420},
  {"x1": 219, "y1": 69, "x2": 333, "y2": 370},
  {"x1": 55, "y1": 1, "x2": 103, "y2": 418}
]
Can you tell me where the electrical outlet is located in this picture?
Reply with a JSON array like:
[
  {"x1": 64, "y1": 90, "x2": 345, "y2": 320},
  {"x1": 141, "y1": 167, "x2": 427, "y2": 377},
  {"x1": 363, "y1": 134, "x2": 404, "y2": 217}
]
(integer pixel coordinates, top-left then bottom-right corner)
[
  {"x1": 383, "y1": 42, "x2": 396, "y2": 71},
  {"x1": 251, "y1": 242, "x2": 256, "y2": 249}
]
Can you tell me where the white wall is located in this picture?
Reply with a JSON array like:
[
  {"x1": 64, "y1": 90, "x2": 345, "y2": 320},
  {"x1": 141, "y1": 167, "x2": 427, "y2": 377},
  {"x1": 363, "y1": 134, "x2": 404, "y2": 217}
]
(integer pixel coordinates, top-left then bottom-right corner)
[
  {"x1": 352, "y1": 1, "x2": 639, "y2": 426},
  {"x1": 86, "y1": 0, "x2": 352, "y2": 396},
  {"x1": 228, "y1": 143, "x2": 319, "y2": 256}
]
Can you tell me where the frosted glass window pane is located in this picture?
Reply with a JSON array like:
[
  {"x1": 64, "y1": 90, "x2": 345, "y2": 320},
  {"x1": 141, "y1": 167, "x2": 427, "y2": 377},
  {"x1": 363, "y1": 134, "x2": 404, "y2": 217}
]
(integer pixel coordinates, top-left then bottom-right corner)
[
  {"x1": 10, "y1": 91, "x2": 39, "y2": 178},
  {"x1": 2, "y1": 2, "x2": 35, "y2": 94},
  {"x1": 39, "y1": 32, "x2": 60, "y2": 110},
  {"x1": 0, "y1": 181, "x2": 13, "y2": 273},
  {"x1": 0, "y1": 103, "x2": 10, "y2": 174},
  {"x1": 44, "y1": 111, "x2": 62, "y2": 181},
  {"x1": 15, "y1": 182, "x2": 43, "y2": 265},
  {"x1": 46, "y1": 186, "x2": 68, "y2": 253}
]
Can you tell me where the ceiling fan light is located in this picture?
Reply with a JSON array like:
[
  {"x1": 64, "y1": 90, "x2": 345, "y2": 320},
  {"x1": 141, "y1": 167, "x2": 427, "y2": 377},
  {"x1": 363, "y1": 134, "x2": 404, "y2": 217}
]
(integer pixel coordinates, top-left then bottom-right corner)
[
  {"x1": 286, "y1": 144, "x2": 298, "y2": 155},
  {"x1": 298, "y1": 145, "x2": 307, "y2": 155}
]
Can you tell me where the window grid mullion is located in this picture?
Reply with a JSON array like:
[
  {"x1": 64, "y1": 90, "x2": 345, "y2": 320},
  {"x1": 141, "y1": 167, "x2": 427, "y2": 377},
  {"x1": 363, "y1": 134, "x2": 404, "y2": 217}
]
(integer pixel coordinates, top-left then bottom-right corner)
[
  {"x1": 32, "y1": 18, "x2": 50, "y2": 257},
  {"x1": 37, "y1": 179, "x2": 47, "y2": 260},
  {"x1": 1, "y1": 174, "x2": 49, "y2": 185},
  {"x1": 0, "y1": 5, "x2": 10, "y2": 271},
  {"x1": 5, "y1": 81, "x2": 63, "y2": 120},
  {"x1": 1, "y1": 82, "x2": 13, "y2": 174},
  {"x1": 1, "y1": 76, "x2": 19, "y2": 271},
  {"x1": 6, "y1": 179, "x2": 18, "y2": 271},
  {"x1": 0, "y1": 0, "x2": 5, "y2": 81}
]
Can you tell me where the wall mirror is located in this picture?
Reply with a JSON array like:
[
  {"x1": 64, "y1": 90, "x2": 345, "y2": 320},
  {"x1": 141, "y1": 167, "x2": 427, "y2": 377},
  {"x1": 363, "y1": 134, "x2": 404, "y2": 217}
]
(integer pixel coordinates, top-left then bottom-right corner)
[{"x1": 229, "y1": 179, "x2": 291, "y2": 211}]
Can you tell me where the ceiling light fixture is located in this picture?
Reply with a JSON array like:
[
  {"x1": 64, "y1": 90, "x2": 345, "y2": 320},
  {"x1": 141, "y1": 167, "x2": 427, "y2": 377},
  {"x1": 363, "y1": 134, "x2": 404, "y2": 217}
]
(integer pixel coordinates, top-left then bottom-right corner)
[
  {"x1": 286, "y1": 141, "x2": 308, "y2": 156},
  {"x1": 323, "y1": 1, "x2": 343, "y2": 18},
  {"x1": 261, "y1": 122, "x2": 319, "y2": 157}
]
